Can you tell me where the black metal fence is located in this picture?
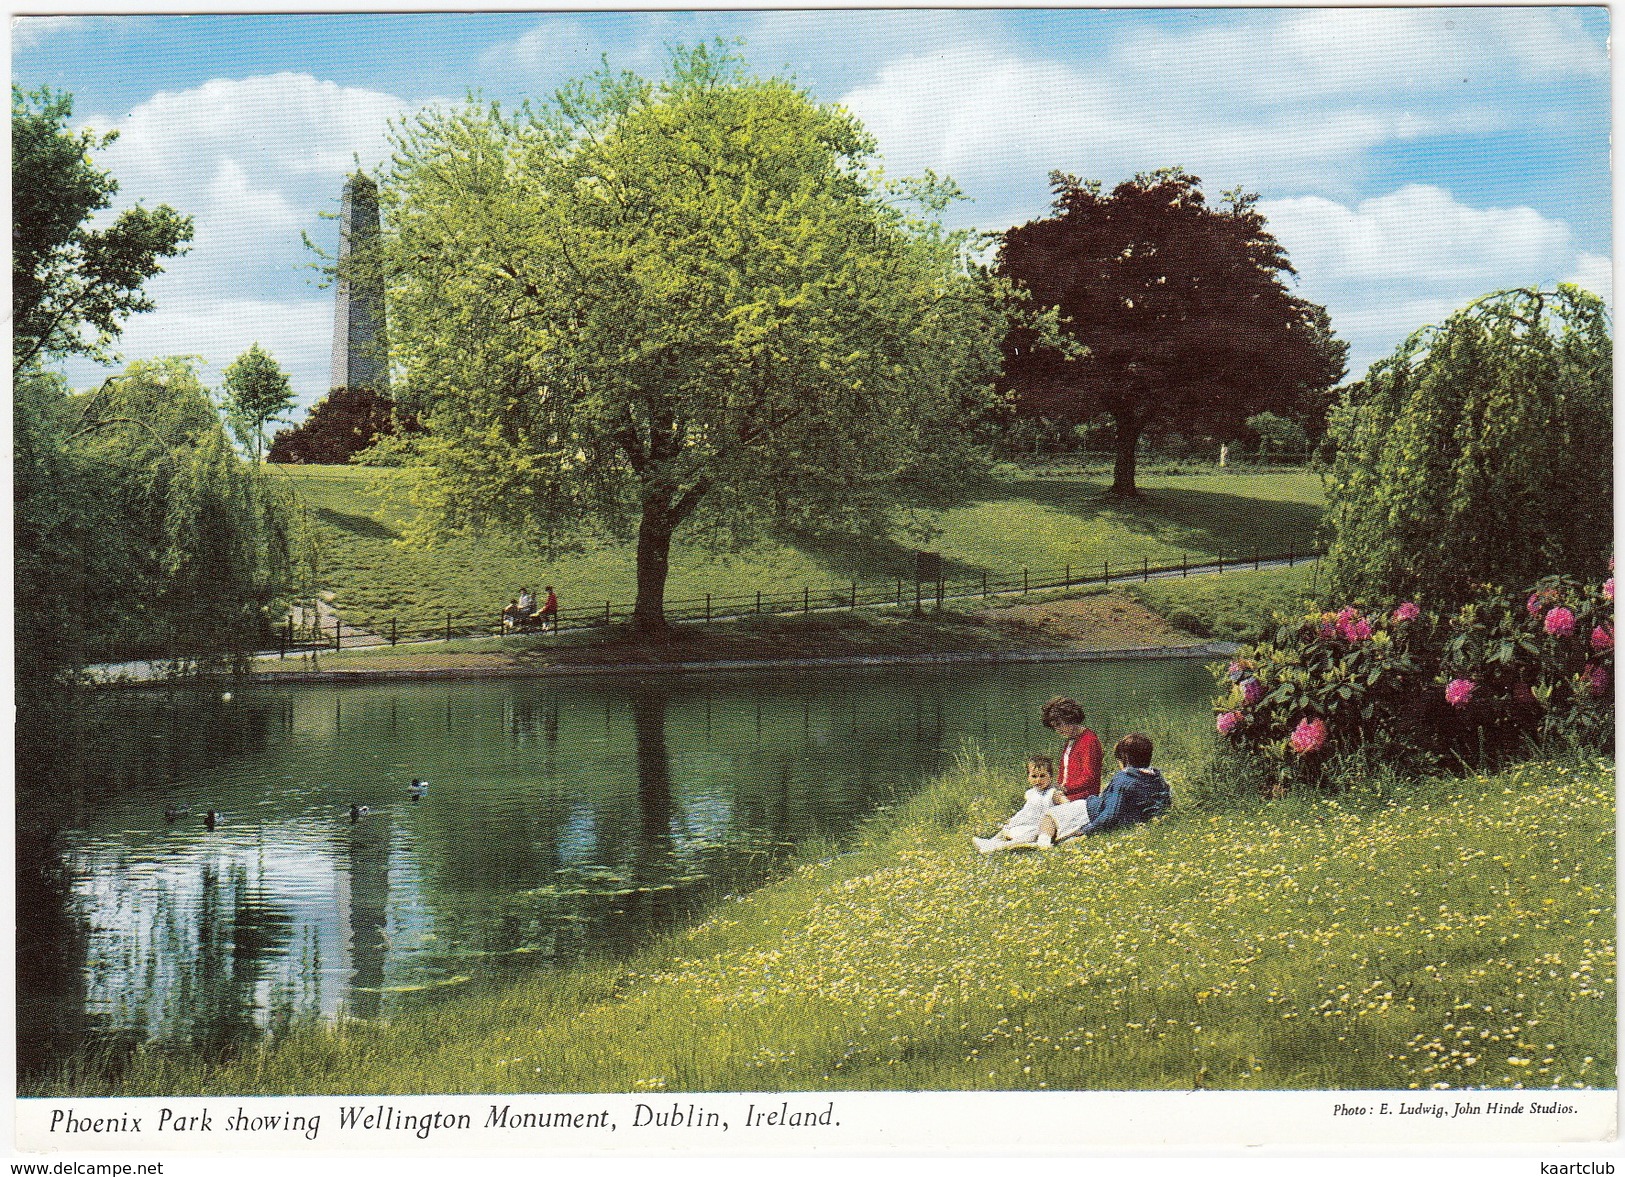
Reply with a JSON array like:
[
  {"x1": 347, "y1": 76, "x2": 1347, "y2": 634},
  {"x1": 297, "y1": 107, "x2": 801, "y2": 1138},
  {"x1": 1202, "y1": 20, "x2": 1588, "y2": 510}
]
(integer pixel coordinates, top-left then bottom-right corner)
[{"x1": 273, "y1": 546, "x2": 1322, "y2": 656}]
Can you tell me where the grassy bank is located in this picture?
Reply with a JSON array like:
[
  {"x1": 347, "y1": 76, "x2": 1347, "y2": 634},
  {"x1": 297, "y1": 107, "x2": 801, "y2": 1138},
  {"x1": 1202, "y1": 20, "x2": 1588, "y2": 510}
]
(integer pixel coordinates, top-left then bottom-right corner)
[
  {"x1": 1120, "y1": 564, "x2": 1322, "y2": 642},
  {"x1": 277, "y1": 465, "x2": 1324, "y2": 633},
  {"x1": 55, "y1": 729, "x2": 1612, "y2": 1096}
]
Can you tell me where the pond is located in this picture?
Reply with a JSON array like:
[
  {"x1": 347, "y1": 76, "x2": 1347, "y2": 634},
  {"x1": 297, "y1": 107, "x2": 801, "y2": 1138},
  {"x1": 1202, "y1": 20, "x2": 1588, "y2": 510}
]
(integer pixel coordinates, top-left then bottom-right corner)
[{"x1": 17, "y1": 657, "x2": 1214, "y2": 1080}]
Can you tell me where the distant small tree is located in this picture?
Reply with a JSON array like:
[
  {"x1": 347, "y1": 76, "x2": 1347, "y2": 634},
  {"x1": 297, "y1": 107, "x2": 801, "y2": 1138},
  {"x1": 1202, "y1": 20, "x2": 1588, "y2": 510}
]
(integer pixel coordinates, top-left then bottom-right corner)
[
  {"x1": 220, "y1": 343, "x2": 295, "y2": 460},
  {"x1": 267, "y1": 386, "x2": 411, "y2": 464},
  {"x1": 1244, "y1": 411, "x2": 1308, "y2": 463},
  {"x1": 1323, "y1": 286, "x2": 1612, "y2": 612}
]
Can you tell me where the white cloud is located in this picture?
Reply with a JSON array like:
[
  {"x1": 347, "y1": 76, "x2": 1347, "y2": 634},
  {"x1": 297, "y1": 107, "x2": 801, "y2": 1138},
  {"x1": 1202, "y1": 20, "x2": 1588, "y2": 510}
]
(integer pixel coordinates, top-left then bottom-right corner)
[
  {"x1": 1263, "y1": 186, "x2": 1573, "y2": 287},
  {"x1": 477, "y1": 19, "x2": 606, "y2": 83},
  {"x1": 60, "y1": 297, "x2": 333, "y2": 411},
  {"x1": 1260, "y1": 186, "x2": 1598, "y2": 375}
]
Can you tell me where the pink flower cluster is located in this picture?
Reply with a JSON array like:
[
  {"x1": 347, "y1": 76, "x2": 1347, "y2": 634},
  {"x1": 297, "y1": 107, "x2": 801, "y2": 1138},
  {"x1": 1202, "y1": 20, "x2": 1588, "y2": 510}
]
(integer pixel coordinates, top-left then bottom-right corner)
[
  {"x1": 1216, "y1": 710, "x2": 1243, "y2": 735},
  {"x1": 1289, "y1": 717, "x2": 1327, "y2": 756},
  {"x1": 1605, "y1": 577, "x2": 1615, "y2": 603},
  {"x1": 1444, "y1": 678, "x2": 1476, "y2": 708},
  {"x1": 1544, "y1": 606, "x2": 1576, "y2": 637},
  {"x1": 1240, "y1": 677, "x2": 1265, "y2": 706},
  {"x1": 1392, "y1": 602, "x2": 1420, "y2": 623},
  {"x1": 1588, "y1": 664, "x2": 1610, "y2": 698},
  {"x1": 1592, "y1": 625, "x2": 1613, "y2": 653}
]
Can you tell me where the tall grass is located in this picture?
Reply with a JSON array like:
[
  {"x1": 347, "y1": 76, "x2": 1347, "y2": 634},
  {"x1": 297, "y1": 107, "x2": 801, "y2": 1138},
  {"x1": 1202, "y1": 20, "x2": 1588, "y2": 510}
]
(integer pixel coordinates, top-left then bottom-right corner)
[
  {"x1": 1120, "y1": 564, "x2": 1321, "y2": 642},
  {"x1": 48, "y1": 715, "x2": 1612, "y2": 1097}
]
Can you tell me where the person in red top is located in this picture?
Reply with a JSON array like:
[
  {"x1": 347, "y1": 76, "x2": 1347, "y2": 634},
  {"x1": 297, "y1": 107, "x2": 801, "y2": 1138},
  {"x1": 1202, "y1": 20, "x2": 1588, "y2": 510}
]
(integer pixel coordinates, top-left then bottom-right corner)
[
  {"x1": 538, "y1": 585, "x2": 559, "y2": 632},
  {"x1": 1040, "y1": 695, "x2": 1103, "y2": 802}
]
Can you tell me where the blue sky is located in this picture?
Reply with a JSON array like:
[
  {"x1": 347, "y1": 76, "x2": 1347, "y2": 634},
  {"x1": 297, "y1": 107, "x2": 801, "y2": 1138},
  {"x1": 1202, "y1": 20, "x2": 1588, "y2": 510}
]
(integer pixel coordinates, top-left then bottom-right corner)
[{"x1": 13, "y1": 8, "x2": 1612, "y2": 415}]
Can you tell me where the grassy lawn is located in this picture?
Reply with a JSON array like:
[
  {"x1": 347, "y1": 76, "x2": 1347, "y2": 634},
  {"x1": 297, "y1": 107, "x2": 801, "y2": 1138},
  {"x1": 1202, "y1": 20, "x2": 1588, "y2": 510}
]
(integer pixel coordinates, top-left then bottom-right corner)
[
  {"x1": 64, "y1": 733, "x2": 1612, "y2": 1096},
  {"x1": 1119, "y1": 564, "x2": 1325, "y2": 643},
  {"x1": 274, "y1": 465, "x2": 1324, "y2": 634}
]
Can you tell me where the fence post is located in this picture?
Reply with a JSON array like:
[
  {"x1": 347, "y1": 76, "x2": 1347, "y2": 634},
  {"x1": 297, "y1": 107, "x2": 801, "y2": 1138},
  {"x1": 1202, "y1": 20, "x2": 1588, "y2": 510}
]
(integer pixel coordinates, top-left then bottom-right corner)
[
  {"x1": 803, "y1": 586, "x2": 809, "y2": 614},
  {"x1": 1143, "y1": 556, "x2": 1149, "y2": 582},
  {"x1": 391, "y1": 618, "x2": 397, "y2": 646},
  {"x1": 445, "y1": 611, "x2": 452, "y2": 642},
  {"x1": 756, "y1": 590, "x2": 762, "y2": 614},
  {"x1": 897, "y1": 579, "x2": 903, "y2": 607},
  {"x1": 1104, "y1": 560, "x2": 1110, "y2": 586},
  {"x1": 1254, "y1": 549, "x2": 1260, "y2": 571},
  {"x1": 1065, "y1": 563, "x2": 1070, "y2": 587},
  {"x1": 334, "y1": 616, "x2": 341, "y2": 652},
  {"x1": 705, "y1": 593, "x2": 711, "y2": 622},
  {"x1": 936, "y1": 576, "x2": 944, "y2": 607},
  {"x1": 1023, "y1": 567, "x2": 1029, "y2": 594},
  {"x1": 1217, "y1": 555, "x2": 1224, "y2": 575},
  {"x1": 915, "y1": 578, "x2": 921, "y2": 615},
  {"x1": 982, "y1": 572, "x2": 989, "y2": 599},
  {"x1": 1288, "y1": 547, "x2": 1295, "y2": 568},
  {"x1": 1182, "y1": 553, "x2": 1188, "y2": 578}
]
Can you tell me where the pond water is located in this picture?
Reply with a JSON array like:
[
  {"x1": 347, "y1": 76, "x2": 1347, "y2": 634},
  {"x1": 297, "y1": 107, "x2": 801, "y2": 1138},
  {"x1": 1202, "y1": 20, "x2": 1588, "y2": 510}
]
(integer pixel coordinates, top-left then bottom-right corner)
[{"x1": 18, "y1": 657, "x2": 1213, "y2": 1079}]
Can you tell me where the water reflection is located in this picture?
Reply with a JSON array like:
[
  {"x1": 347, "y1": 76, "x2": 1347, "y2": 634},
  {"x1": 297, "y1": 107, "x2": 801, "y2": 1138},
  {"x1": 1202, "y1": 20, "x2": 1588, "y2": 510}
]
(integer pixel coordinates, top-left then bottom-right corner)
[{"x1": 20, "y1": 658, "x2": 1212, "y2": 1079}]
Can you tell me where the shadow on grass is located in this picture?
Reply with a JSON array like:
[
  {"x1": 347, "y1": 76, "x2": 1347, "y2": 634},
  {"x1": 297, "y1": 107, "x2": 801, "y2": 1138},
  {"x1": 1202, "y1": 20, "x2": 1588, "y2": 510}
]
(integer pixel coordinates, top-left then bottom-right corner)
[
  {"x1": 767, "y1": 524, "x2": 982, "y2": 584},
  {"x1": 959, "y1": 477, "x2": 1325, "y2": 558},
  {"x1": 313, "y1": 507, "x2": 402, "y2": 542}
]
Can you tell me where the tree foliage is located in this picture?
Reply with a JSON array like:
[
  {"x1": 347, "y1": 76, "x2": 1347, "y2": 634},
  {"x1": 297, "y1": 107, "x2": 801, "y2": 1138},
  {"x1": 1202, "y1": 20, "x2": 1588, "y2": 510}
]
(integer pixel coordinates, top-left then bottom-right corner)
[
  {"x1": 221, "y1": 343, "x2": 296, "y2": 460},
  {"x1": 12, "y1": 84, "x2": 193, "y2": 375},
  {"x1": 1322, "y1": 286, "x2": 1612, "y2": 612},
  {"x1": 378, "y1": 45, "x2": 1005, "y2": 630},
  {"x1": 995, "y1": 169, "x2": 1346, "y2": 494},
  {"x1": 15, "y1": 359, "x2": 308, "y2": 696},
  {"x1": 267, "y1": 386, "x2": 415, "y2": 464}
]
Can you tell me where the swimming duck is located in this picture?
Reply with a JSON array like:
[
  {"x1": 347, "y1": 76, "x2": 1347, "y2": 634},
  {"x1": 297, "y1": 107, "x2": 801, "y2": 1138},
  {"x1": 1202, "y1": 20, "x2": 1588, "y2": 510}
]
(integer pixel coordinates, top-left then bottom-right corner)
[
  {"x1": 204, "y1": 810, "x2": 221, "y2": 830},
  {"x1": 409, "y1": 779, "x2": 428, "y2": 803},
  {"x1": 349, "y1": 804, "x2": 370, "y2": 823}
]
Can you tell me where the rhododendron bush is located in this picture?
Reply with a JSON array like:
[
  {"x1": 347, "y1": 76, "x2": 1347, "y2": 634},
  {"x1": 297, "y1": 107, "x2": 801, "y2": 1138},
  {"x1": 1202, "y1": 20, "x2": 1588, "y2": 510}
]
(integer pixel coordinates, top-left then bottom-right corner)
[{"x1": 1216, "y1": 572, "x2": 1612, "y2": 790}]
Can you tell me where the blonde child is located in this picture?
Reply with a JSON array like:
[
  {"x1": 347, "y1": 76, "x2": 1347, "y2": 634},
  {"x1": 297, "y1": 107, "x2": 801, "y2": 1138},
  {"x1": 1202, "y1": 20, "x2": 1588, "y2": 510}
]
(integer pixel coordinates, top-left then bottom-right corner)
[{"x1": 972, "y1": 755, "x2": 1063, "y2": 853}]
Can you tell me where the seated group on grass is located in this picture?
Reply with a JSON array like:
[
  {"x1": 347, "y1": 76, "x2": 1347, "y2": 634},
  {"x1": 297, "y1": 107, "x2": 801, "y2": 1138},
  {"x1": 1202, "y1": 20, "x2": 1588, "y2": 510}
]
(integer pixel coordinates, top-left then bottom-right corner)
[
  {"x1": 502, "y1": 585, "x2": 559, "y2": 632},
  {"x1": 973, "y1": 696, "x2": 1170, "y2": 853}
]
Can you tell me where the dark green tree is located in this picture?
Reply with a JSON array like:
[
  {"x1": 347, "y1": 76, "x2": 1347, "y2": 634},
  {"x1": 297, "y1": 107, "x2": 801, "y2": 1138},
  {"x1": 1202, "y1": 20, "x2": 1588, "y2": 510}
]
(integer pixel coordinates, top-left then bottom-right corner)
[
  {"x1": 1322, "y1": 286, "x2": 1612, "y2": 611},
  {"x1": 12, "y1": 84, "x2": 193, "y2": 375},
  {"x1": 220, "y1": 343, "x2": 295, "y2": 460},
  {"x1": 267, "y1": 386, "x2": 414, "y2": 465},
  {"x1": 996, "y1": 169, "x2": 1345, "y2": 495}
]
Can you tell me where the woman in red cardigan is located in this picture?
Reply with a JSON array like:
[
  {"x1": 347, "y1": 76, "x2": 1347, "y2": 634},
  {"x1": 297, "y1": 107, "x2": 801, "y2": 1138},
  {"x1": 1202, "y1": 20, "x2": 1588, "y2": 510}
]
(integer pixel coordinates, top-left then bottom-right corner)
[{"x1": 1040, "y1": 696, "x2": 1102, "y2": 802}]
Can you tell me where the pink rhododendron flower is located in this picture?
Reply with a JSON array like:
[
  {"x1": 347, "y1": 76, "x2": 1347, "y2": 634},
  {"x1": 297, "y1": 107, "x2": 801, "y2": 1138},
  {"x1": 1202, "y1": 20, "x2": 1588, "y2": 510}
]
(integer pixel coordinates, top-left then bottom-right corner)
[
  {"x1": 1527, "y1": 593, "x2": 1544, "y2": 617},
  {"x1": 1587, "y1": 664, "x2": 1609, "y2": 698},
  {"x1": 1445, "y1": 678, "x2": 1476, "y2": 707},
  {"x1": 1392, "y1": 602, "x2": 1420, "y2": 623},
  {"x1": 1216, "y1": 710, "x2": 1243, "y2": 735},
  {"x1": 1240, "y1": 678, "x2": 1265, "y2": 706},
  {"x1": 1339, "y1": 617, "x2": 1374, "y2": 642},
  {"x1": 1289, "y1": 717, "x2": 1327, "y2": 755},
  {"x1": 1544, "y1": 606, "x2": 1576, "y2": 637},
  {"x1": 1604, "y1": 577, "x2": 1614, "y2": 603},
  {"x1": 1592, "y1": 625, "x2": 1613, "y2": 652}
]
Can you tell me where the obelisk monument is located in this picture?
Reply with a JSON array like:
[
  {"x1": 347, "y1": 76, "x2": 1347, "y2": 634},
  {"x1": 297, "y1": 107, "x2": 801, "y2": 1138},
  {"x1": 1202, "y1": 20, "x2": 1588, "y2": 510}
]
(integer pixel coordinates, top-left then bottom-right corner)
[{"x1": 330, "y1": 172, "x2": 388, "y2": 392}]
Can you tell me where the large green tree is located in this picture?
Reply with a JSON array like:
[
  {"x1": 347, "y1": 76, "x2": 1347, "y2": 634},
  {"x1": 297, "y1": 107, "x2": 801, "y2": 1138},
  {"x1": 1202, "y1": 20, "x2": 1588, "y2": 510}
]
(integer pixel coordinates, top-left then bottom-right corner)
[
  {"x1": 220, "y1": 342, "x2": 296, "y2": 460},
  {"x1": 379, "y1": 45, "x2": 1004, "y2": 631},
  {"x1": 996, "y1": 169, "x2": 1346, "y2": 495},
  {"x1": 12, "y1": 84, "x2": 192, "y2": 375},
  {"x1": 1322, "y1": 286, "x2": 1612, "y2": 611}
]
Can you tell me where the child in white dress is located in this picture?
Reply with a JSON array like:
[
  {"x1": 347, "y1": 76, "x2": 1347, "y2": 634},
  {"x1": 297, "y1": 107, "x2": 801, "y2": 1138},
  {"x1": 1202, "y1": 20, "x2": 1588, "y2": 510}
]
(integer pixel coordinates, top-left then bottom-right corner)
[{"x1": 972, "y1": 756, "x2": 1062, "y2": 853}]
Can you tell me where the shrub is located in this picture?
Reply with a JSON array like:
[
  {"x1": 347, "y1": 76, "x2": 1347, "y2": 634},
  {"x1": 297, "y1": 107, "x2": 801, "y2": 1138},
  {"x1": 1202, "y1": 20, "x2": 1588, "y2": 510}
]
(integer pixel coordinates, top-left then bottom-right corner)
[
  {"x1": 1216, "y1": 572, "x2": 1613, "y2": 791},
  {"x1": 1321, "y1": 286, "x2": 1611, "y2": 614}
]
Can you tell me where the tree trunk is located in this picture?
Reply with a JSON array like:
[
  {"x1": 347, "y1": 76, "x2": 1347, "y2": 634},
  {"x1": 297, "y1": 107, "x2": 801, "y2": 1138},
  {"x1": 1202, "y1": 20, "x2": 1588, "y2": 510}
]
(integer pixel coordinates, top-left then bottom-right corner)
[
  {"x1": 632, "y1": 499, "x2": 676, "y2": 636},
  {"x1": 1110, "y1": 415, "x2": 1143, "y2": 497}
]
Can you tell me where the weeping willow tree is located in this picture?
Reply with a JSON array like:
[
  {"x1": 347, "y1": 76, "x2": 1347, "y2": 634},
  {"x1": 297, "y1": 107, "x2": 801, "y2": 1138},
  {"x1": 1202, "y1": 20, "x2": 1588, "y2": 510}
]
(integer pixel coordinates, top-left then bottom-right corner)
[
  {"x1": 1322, "y1": 285, "x2": 1611, "y2": 611},
  {"x1": 15, "y1": 357, "x2": 310, "y2": 696}
]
